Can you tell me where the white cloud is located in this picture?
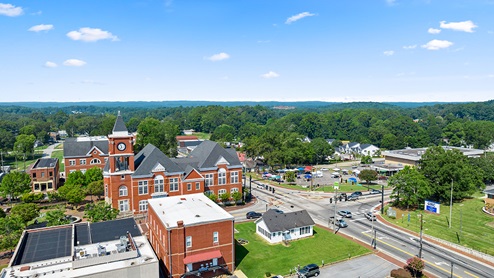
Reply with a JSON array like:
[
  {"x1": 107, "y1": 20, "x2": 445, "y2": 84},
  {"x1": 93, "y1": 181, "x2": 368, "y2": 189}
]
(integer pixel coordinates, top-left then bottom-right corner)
[
  {"x1": 44, "y1": 61, "x2": 57, "y2": 68},
  {"x1": 206, "y1": 52, "x2": 230, "y2": 61},
  {"x1": 261, "y1": 71, "x2": 280, "y2": 79},
  {"x1": 285, "y1": 12, "x2": 315, "y2": 24},
  {"x1": 63, "y1": 59, "x2": 87, "y2": 67},
  {"x1": 386, "y1": 0, "x2": 396, "y2": 6},
  {"x1": 28, "y1": 24, "x2": 54, "y2": 32},
  {"x1": 67, "y1": 27, "x2": 119, "y2": 42},
  {"x1": 421, "y1": 39, "x2": 453, "y2": 50},
  {"x1": 440, "y1": 20, "x2": 477, "y2": 33},
  {"x1": 403, "y1": 45, "x2": 417, "y2": 50},
  {"x1": 383, "y1": 50, "x2": 394, "y2": 56},
  {"x1": 0, "y1": 3, "x2": 23, "y2": 16},
  {"x1": 428, "y1": 28, "x2": 441, "y2": 34}
]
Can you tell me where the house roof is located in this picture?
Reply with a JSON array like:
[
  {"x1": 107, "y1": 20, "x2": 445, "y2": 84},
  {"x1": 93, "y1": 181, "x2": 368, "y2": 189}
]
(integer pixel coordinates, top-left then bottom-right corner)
[
  {"x1": 360, "y1": 144, "x2": 378, "y2": 150},
  {"x1": 176, "y1": 135, "x2": 199, "y2": 141},
  {"x1": 187, "y1": 140, "x2": 241, "y2": 169},
  {"x1": 63, "y1": 136, "x2": 109, "y2": 157},
  {"x1": 32, "y1": 158, "x2": 58, "y2": 169},
  {"x1": 261, "y1": 209, "x2": 315, "y2": 232},
  {"x1": 133, "y1": 144, "x2": 184, "y2": 177}
]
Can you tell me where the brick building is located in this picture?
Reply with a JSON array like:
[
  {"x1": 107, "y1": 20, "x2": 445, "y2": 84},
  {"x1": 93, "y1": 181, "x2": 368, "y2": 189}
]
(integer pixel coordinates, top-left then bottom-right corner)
[
  {"x1": 103, "y1": 113, "x2": 243, "y2": 214},
  {"x1": 147, "y1": 193, "x2": 235, "y2": 277},
  {"x1": 29, "y1": 157, "x2": 60, "y2": 192},
  {"x1": 63, "y1": 135, "x2": 109, "y2": 177}
]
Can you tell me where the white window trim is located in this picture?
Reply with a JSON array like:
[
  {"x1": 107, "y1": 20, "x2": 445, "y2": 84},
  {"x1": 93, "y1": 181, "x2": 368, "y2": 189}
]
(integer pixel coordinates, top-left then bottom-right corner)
[{"x1": 119, "y1": 185, "x2": 128, "y2": 197}]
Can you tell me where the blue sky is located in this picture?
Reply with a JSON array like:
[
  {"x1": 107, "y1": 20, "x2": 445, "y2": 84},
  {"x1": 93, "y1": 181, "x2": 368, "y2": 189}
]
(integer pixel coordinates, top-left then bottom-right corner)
[{"x1": 1, "y1": 0, "x2": 493, "y2": 103}]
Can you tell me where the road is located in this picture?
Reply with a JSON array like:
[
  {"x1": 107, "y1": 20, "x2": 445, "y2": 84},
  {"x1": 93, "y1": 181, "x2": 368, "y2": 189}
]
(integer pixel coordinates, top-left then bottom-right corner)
[{"x1": 233, "y1": 181, "x2": 494, "y2": 278}]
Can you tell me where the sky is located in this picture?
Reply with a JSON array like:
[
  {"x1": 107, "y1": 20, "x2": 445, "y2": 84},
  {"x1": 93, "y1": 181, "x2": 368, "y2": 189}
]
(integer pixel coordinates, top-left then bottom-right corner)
[{"x1": 1, "y1": 0, "x2": 494, "y2": 103}]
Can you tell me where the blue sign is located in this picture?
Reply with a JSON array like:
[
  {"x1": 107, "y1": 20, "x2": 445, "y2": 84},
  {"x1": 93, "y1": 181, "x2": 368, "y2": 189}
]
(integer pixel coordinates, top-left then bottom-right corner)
[{"x1": 424, "y1": 200, "x2": 440, "y2": 214}]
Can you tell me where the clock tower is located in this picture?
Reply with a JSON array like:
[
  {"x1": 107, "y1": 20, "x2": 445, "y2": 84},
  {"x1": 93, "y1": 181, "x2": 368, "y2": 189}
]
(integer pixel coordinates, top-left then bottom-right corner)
[{"x1": 105, "y1": 111, "x2": 135, "y2": 212}]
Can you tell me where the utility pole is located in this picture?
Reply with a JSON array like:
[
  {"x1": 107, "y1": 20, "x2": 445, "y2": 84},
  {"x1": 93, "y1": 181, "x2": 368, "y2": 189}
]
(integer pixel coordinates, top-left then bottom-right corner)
[
  {"x1": 333, "y1": 185, "x2": 338, "y2": 233},
  {"x1": 381, "y1": 184, "x2": 384, "y2": 214},
  {"x1": 450, "y1": 261, "x2": 454, "y2": 278},
  {"x1": 449, "y1": 179, "x2": 453, "y2": 229},
  {"x1": 419, "y1": 214, "x2": 423, "y2": 258}
]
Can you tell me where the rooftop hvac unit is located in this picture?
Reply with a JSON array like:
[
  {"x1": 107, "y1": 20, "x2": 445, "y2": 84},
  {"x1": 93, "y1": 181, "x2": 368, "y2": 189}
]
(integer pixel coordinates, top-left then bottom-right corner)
[
  {"x1": 119, "y1": 235, "x2": 128, "y2": 246},
  {"x1": 98, "y1": 245, "x2": 106, "y2": 256},
  {"x1": 117, "y1": 243, "x2": 127, "y2": 253}
]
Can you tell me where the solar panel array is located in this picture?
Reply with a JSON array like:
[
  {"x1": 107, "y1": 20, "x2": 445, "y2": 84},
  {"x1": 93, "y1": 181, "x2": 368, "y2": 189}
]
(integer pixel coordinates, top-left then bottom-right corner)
[{"x1": 15, "y1": 226, "x2": 72, "y2": 265}]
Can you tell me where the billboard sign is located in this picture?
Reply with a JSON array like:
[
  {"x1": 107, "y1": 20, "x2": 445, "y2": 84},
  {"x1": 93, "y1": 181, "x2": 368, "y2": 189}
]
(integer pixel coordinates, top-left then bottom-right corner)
[{"x1": 424, "y1": 200, "x2": 440, "y2": 214}]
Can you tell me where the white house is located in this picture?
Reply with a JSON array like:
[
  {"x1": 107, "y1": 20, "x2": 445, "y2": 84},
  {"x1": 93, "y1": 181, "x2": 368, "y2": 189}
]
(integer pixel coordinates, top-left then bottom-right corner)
[
  {"x1": 255, "y1": 209, "x2": 315, "y2": 244},
  {"x1": 360, "y1": 144, "x2": 380, "y2": 157}
]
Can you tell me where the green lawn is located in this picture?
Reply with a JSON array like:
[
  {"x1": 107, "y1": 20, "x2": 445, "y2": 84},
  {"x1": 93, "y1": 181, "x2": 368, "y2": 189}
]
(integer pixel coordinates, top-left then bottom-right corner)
[
  {"x1": 192, "y1": 132, "x2": 210, "y2": 140},
  {"x1": 235, "y1": 222, "x2": 370, "y2": 277},
  {"x1": 383, "y1": 198, "x2": 494, "y2": 256},
  {"x1": 51, "y1": 150, "x2": 64, "y2": 172}
]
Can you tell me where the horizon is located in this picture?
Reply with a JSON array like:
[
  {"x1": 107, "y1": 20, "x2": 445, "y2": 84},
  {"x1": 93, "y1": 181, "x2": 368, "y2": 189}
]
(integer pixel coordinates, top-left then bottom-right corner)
[{"x1": 1, "y1": 1, "x2": 494, "y2": 103}]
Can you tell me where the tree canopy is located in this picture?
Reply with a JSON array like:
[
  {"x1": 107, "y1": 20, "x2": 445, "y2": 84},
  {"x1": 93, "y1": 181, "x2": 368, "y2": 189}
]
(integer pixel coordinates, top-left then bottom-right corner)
[
  {"x1": 84, "y1": 202, "x2": 119, "y2": 222},
  {"x1": 0, "y1": 171, "x2": 31, "y2": 201},
  {"x1": 389, "y1": 166, "x2": 431, "y2": 209}
]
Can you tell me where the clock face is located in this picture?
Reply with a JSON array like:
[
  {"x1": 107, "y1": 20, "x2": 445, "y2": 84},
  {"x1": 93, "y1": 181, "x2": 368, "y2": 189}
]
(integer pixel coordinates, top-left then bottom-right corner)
[{"x1": 117, "y1": 142, "x2": 126, "y2": 151}]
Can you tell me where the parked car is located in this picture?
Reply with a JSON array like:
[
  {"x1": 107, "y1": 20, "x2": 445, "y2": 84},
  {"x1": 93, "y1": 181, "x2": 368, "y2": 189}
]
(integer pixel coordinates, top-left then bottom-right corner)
[
  {"x1": 256, "y1": 183, "x2": 264, "y2": 189},
  {"x1": 365, "y1": 211, "x2": 376, "y2": 221},
  {"x1": 272, "y1": 276, "x2": 284, "y2": 278},
  {"x1": 273, "y1": 208, "x2": 284, "y2": 214},
  {"x1": 246, "y1": 211, "x2": 262, "y2": 219},
  {"x1": 350, "y1": 191, "x2": 363, "y2": 197},
  {"x1": 297, "y1": 263, "x2": 320, "y2": 277},
  {"x1": 337, "y1": 210, "x2": 352, "y2": 218},
  {"x1": 329, "y1": 217, "x2": 348, "y2": 228},
  {"x1": 347, "y1": 195, "x2": 359, "y2": 201},
  {"x1": 370, "y1": 189, "x2": 381, "y2": 194}
]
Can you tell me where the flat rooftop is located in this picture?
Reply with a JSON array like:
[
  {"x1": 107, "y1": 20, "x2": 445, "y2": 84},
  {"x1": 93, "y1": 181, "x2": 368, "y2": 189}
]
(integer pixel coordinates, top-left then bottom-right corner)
[
  {"x1": 32, "y1": 158, "x2": 58, "y2": 169},
  {"x1": 3, "y1": 218, "x2": 156, "y2": 278},
  {"x1": 148, "y1": 193, "x2": 234, "y2": 229},
  {"x1": 384, "y1": 146, "x2": 484, "y2": 161}
]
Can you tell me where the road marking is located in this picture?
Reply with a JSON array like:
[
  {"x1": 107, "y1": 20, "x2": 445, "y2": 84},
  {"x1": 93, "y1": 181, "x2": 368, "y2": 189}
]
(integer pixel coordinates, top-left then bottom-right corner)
[
  {"x1": 361, "y1": 232, "x2": 463, "y2": 278},
  {"x1": 464, "y1": 270, "x2": 479, "y2": 278}
]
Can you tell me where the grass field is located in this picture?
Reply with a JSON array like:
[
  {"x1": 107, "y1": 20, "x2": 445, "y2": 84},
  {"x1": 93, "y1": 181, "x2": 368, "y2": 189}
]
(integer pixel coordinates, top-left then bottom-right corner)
[
  {"x1": 51, "y1": 150, "x2": 64, "y2": 172},
  {"x1": 192, "y1": 132, "x2": 210, "y2": 140},
  {"x1": 235, "y1": 222, "x2": 370, "y2": 277},
  {"x1": 383, "y1": 197, "x2": 494, "y2": 256}
]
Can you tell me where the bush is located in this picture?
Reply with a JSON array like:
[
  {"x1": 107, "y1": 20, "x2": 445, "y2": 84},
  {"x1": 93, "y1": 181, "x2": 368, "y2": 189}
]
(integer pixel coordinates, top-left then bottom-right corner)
[
  {"x1": 207, "y1": 193, "x2": 218, "y2": 203},
  {"x1": 390, "y1": 268, "x2": 412, "y2": 278},
  {"x1": 47, "y1": 191, "x2": 63, "y2": 202},
  {"x1": 21, "y1": 192, "x2": 44, "y2": 203},
  {"x1": 406, "y1": 257, "x2": 425, "y2": 277}
]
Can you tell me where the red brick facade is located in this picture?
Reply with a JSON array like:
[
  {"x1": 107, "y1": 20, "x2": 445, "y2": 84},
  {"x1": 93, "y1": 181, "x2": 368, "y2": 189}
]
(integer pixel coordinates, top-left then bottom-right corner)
[
  {"x1": 147, "y1": 197, "x2": 235, "y2": 277},
  {"x1": 29, "y1": 158, "x2": 59, "y2": 192}
]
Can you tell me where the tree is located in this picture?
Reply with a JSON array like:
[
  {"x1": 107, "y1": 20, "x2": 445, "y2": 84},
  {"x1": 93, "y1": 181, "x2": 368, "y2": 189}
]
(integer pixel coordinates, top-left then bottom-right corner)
[
  {"x1": 206, "y1": 193, "x2": 217, "y2": 203},
  {"x1": 84, "y1": 167, "x2": 103, "y2": 185},
  {"x1": 309, "y1": 138, "x2": 334, "y2": 164},
  {"x1": 14, "y1": 134, "x2": 36, "y2": 158},
  {"x1": 64, "y1": 170, "x2": 86, "y2": 187},
  {"x1": 219, "y1": 192, "x2": 231, "y2": 203},
  {"x1": 0, "y1": 215, "x2": 24, "y2": 250},
  {"x1": 231, "y1": 191, "x2": 242, "y2": 204},
  {"x1": 388, "y1": 166, "x2": 431, "y2": 210},
  {"x1": 86, "y1": 180, "x2": 104, "y2": 201},
  {"x1": 285, "y1": 171, "x2": 296, "y2": 183},
  {"x1": 361, "y1": 155, "x2": 373, "y2": 165},
  {"x1": 58, "y1": 184, "x2": 86, "y2": 206},
  {"x1": 45, "y1": 207, "x2": 70, "y2": 227},
  {"x1": 136, "y1": 117, "x2": 180, "y2": 156},
  {"x1": 84, "y1": 201, "x2": 119, "y2": 222},
  {"x1": 358, "y1": 169, "x2": 378, "y2": 184},
  {"x1": 406, "y1": 257, "x2": 425, "y2": 278},
  {"x1": 210, "y1": 124, "x2": 235, "y2": 142},
  {"x1": 419, "y1": 146, "x2": 484, "y2": 202},
  {"x1": 0, "y1": 171, "x2": 31, "y2": 202},
  {"x1": 10, "y1": 203, "x2": 39, "y2": 224}
]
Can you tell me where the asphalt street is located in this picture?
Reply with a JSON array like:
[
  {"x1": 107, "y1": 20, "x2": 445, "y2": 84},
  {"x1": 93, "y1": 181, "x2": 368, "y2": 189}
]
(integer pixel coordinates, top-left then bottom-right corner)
[{"x1": 233, "y1": 181, "x2": 494, "y2": 278}]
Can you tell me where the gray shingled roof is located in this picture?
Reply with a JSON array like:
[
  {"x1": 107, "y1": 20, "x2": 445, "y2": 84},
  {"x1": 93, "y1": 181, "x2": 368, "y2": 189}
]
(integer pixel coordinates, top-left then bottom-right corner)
[
  {"x1": 261, "y1": 209, "x2": 315, "y2": 233},
  {"x1": 33, "y1": 158, "x2": 58, "y2": 169},
  {"x1": 63, "y1": 137, "x2": 109, "y2": 157},
  {"x1": 133, "y1": 144, "x2": 184, "y2": 177},
  {"x1": 112, "y1": 112, "x2": 128, "y2": 133},
  {"x1": 187, "y1": 140, "x2": 241, "y2": 169}
]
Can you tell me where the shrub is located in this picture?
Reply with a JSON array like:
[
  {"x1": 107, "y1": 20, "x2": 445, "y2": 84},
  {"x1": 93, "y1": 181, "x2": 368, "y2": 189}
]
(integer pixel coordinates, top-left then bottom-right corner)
[
  {"x1": 21, "y1": 192, "x2": 44, "y2": 203},
  {"x1": 390, "y1": 268, "x2": 412, "y2": 278},
  {"x1": 406, "y1": 257, "x2": 425, "y2": 277}
]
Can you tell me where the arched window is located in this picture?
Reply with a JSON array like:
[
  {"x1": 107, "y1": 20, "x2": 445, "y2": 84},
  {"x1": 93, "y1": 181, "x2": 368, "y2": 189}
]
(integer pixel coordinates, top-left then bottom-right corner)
[
  {"x1": 154, "y1": 175, "x2": 164, "y2": 192},
  {"x1": 90, "y1": 158, "x2": 101, "y2": 165},
  {"x1": 119, "y1": 186, "x2": 128, "y2": 197},
  {"x1": 218, "y1": 168, "x2": 226, "y2": 185}
]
